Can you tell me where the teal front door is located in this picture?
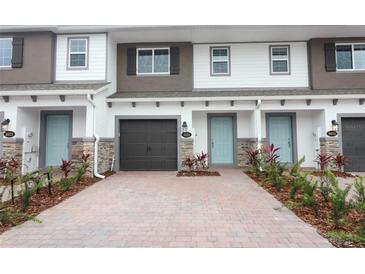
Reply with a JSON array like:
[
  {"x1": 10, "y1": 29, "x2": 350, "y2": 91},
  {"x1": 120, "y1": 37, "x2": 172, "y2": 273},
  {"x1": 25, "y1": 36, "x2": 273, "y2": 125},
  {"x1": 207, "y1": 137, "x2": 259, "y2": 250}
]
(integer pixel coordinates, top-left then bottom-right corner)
[
  {"x1": 268, "y1": 115, "x2": 294, "y2": 163},
  {"x1": 210, "y1": 116, "x2": 234, "y2": 165},
  {"x1": 45, "y1": 114, "x2": 71, "y2": 166}
]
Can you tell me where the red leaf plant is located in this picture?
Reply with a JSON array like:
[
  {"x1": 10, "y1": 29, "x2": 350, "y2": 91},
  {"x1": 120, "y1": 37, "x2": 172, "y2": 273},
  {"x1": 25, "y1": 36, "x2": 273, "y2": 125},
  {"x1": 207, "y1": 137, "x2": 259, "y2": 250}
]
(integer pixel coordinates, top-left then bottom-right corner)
[
  {"x1": 183, "y1": 156, "x2": 195, "y2": 171},
  {"x1": 315, "y1": 153, "x2": 332, "y2": 172},
  {"x1": 262, "y1": 144, "x2": 280, "y2": 165},
  {"x1": 245, "y1": 148, "x2": 260, "y2": 168},
  {"x1": 81, "y1": 153, "x2": 91, "y2": 164},
  {"x1": 332, "y1": 154, "x2": 350, "y2": 172},
  {"x1": 60, "y1": 159, "x2": 73, "y2": 179},
  {"x1": 196, "y1": 151, "x2": 208, "y2": 169}
]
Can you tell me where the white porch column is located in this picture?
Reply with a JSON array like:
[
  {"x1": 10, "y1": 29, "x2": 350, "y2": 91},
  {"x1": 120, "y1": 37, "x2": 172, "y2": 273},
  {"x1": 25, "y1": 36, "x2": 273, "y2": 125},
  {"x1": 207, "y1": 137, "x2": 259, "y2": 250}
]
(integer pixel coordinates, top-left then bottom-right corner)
[
  {"x1": 255, "y1": 100, "x2": 262, "y2": 150},
  {"x1": 85, "y1": 102, "x2": 94, "y2": 137}
]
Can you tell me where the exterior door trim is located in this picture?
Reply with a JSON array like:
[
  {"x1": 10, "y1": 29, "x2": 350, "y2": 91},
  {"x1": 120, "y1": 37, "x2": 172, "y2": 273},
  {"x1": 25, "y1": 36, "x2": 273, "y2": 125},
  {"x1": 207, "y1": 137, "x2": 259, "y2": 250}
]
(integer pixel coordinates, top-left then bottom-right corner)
[
  {"x1": 207, "y1": 113, "x2": 237, "y2": 167},
  {"x1": 39, "y1": 110, "x2": 73, "y2": 169},
  {"x1": 114, "y1": 115, "x2": 181, "y2": 171},
  {"x1": 265, "y1": 112, "x2": 298, "y2": 164}
]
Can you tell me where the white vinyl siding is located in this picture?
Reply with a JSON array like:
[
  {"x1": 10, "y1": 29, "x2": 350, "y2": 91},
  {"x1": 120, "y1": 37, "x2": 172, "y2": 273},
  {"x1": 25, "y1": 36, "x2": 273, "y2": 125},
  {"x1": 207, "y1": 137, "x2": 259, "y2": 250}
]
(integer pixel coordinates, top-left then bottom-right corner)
[
  {"x1": 56, "y1": 34, "x2": 107, "y2": 81},
  {"x1": 193, "y1": 42, "x2": 308, "y2": 89}
]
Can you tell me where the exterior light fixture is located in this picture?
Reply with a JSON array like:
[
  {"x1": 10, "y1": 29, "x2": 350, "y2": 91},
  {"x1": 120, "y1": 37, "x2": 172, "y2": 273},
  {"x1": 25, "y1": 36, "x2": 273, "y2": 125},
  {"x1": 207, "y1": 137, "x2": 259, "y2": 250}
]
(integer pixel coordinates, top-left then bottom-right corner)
[
  {"x1": 326, "y1": 120, "x2": 339, "y2": 137},
  {"x1": 331, "y1": 120, "x2": 339, "y2": 131},
  {"x1": 1, "y1": 119, "x2": 10, "y2": 132},
  {"x1": 181, "y1": 121, "x2": 192, "y2": 138}
]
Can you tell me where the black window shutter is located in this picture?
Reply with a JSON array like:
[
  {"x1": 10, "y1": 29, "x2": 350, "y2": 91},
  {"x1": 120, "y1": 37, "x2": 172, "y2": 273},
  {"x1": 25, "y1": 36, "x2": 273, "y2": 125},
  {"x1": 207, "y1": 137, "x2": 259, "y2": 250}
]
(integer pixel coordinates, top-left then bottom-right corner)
[
  {"x1": 127, "y1": 48, "x2": 136, "y2": 75},
  {"x1": 324, "y1": 43, "x2": 336, "y2": 72},
  {"x1": 170, "y1": 47, "x2": 180, "y2": 75},
  {"x1": 12, "y1": 37, "x2": 24, "y2": 68}
]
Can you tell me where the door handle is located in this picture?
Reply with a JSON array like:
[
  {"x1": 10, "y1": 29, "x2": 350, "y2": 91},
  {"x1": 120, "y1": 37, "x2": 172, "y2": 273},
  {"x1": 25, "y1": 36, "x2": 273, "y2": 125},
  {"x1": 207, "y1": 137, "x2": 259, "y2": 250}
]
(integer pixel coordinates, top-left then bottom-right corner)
[
  {"x1": 211, "y1": 140, "x2": 214, "y2": 148},
  {"x1": 147, "y1": 145, "x2": 151, "y2": 152},
  {"x1": 288, "y1": 138, "x2": 291, "y2": 148}
]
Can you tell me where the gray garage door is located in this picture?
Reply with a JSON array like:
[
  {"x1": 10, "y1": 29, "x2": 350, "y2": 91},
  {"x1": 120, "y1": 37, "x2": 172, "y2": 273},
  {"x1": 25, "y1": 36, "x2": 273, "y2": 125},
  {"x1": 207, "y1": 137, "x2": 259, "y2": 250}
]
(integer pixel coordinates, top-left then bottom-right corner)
[
  {"x1": 341, "y1": 117, "x2": 365, "y2": 172},
  {"x1": 119, "y1": 119, "x2": 178, "y2": 171}
]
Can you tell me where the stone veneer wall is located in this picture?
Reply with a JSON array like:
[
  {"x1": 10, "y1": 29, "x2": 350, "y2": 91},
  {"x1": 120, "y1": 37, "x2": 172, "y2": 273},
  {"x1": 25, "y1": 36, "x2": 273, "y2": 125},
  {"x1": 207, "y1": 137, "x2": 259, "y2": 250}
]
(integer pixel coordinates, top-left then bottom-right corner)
[
  {"x1": 97, "y1": 139, "x2": 115, "y2": 173},
  {"x1": 320, "y1": 137, "x2": 340, "y2": 156},
  {"x1": 180, "y1": 138, "x2": 193, "y2": 169},
  {"x1": 1, "y1": 138, "x2": 23, "y2": 173},
  {"x1": 71, "y1": 138, "x2": 95, "y2": 175},
  {"x1": 236, "y1": 138, "x2": 269, "y2": 167}
]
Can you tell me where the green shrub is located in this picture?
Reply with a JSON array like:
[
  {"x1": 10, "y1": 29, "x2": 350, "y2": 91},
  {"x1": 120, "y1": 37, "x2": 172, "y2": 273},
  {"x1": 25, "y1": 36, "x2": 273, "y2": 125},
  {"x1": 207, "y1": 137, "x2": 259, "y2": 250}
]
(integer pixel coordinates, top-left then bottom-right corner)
[
  {"x1": 19, "y1": 187, "x2": 32, "y2": 212},
  {"x1": 289, "y1": 156, "x2": 305, "y2": 177},
  {"x1": 318, "y1": 170, "x2": 338, "y2": 202},
  {"x1": 302, "y1": 179, "x2": 318, "y2": 215},
  {"x1": 264, "y1": 162, "x2": 286, "y2": 190},
  {"x1": 329, "y1": 183, "x2": 351, "y2": 229},
  {"x1": 59, "y1": 177, "x2": 77, "y2": 192},
  {"x1": 353, "y1": 176, "x2": 365, "y2": 235},
  {"x1": 290, "y1": 172, "x2": 307, "y2": 199}
]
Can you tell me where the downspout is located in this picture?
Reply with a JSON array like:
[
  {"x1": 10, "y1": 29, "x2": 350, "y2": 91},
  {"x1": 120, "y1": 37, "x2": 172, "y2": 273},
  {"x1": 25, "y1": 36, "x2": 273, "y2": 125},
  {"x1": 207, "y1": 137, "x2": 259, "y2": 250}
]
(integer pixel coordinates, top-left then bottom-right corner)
[{"x1": 87, "y1": 93, "x2": 105, "y2": 179}]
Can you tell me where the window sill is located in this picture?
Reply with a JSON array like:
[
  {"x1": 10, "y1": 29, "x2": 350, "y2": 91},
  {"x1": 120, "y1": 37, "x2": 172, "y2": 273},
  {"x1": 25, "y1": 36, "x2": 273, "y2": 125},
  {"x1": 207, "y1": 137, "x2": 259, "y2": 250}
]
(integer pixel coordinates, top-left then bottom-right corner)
[
  {"x1": 0, "y1": 67, "x2": 12, "y2": 71},
  {"x1": 135, "y1": 73, "x2": 171, "y2": 77},
  {"x1": 335, "y1": 70, "x2": 365, "y2": 73},
  {"x1": 211, "y1": 73, "x2": 230, "y2": 77}
]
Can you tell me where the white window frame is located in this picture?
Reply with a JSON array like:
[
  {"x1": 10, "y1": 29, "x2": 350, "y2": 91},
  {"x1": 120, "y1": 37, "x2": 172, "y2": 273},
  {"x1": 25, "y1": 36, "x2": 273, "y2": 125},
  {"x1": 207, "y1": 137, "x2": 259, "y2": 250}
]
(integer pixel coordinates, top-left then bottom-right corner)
[
  {"x1": 68, "y1": 37, "x2": 88, "y2": 69},
  {"x1": 210, "y1": 47, "x2": 230, "y2": 76},
  {"x1": 136, "y1": 47, "x2": 170, "y2": 75},
  {"x1": 336, "y1": 43, "x2": 365, "y2": 72},
  {"x1": 270, "y1": 45, "x2": 290, "y2": 74},
  {"x1": 0, "y1": 37, "x2": 13, "y2": 69}
]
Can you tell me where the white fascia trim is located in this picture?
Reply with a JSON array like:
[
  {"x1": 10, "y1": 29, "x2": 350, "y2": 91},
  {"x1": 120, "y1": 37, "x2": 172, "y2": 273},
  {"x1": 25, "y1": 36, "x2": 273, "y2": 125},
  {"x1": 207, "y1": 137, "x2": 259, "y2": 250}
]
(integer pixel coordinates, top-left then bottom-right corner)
[
  {"x1": 0, "y1": 89, "x2": 98, "y2": 97},
  {"x1": 106, "y1": 94, "x2": 365, "y2": 103}
]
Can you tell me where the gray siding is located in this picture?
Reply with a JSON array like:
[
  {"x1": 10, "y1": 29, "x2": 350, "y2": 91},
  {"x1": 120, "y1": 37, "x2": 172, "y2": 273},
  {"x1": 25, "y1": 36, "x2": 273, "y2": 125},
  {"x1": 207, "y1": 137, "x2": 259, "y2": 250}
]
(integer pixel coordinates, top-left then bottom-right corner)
[
  {"x1": 0, "y1": 32, "x2": 55, "y2": 85},
  {"x1": 117, "y1": 42, "x2": 193, "y2": 93},
  {"x1": 309, "y1": 38, "x2": 365, "y2": 89}
]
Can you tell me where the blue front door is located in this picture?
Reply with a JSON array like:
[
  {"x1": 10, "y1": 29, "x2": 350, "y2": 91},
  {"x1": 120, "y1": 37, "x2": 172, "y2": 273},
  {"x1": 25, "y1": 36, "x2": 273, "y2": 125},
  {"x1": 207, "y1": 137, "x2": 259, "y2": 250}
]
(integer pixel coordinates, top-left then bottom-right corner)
[
  {"x1": 45, "y1": 115, "x2": 71, "y2": 166},
  {"x1": 210, "y1": 116, "x2": 234, "y2": 165},
  {"x1": 268, "y1": 115, "x2": 294, "y2": 163}
]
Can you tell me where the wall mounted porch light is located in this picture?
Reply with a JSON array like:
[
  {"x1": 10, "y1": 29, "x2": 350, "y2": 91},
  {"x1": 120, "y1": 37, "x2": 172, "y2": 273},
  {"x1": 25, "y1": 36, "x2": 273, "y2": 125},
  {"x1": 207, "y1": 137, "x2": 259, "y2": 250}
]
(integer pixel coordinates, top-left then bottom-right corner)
[
  {"x1": 1, "y1": 119, "x2": 10, "y2": 132},
  {"x1": 181, "y1": 121, "x2": 192, "y2": 138}
]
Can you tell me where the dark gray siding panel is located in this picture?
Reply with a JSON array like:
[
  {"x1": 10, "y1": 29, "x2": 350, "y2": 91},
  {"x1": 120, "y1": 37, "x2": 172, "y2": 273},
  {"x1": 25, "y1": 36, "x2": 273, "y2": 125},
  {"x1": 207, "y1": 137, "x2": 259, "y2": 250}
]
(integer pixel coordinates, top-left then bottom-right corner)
[
  {"x1": 117, "y1": 42, "x2": 193, "y2": 93},
  {"x1": 0, "y1": 32, "x2": 55, "y2": 84},
  {"x1": 309, "y1": 38, "x2": 365, "y2": 89}
]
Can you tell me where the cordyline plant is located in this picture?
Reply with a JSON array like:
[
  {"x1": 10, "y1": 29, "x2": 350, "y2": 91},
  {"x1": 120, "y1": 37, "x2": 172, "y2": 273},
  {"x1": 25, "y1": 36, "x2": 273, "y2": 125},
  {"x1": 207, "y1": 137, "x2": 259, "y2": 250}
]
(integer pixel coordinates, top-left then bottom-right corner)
[
  {"x1": 75, "y1": 153, "x2": 91, "y2": 182},
  {"x1": 4, "y1": 158, "x2": 20, "y2": 203},
  {"x1": 59, "y1": 159, "x2": 74, "y2": 192},
  {"x1": 332, "y1": 154, "x2": 350, "y2": 172},
  {"x1": 183, "y1": 156, "x2": 195, "y2": 171},
  {"x1": 245, "y1": 148, "x2": 261, "y2": 175},
  {"x1": 315, "y1": 153, "x2": 332, "y2": 172},
  {"x1": 195, "y1": 151, "x2": 208, "y2": 169},
  {"x1": 262, "y1": 144, "x2": 280, "y2": 165}
]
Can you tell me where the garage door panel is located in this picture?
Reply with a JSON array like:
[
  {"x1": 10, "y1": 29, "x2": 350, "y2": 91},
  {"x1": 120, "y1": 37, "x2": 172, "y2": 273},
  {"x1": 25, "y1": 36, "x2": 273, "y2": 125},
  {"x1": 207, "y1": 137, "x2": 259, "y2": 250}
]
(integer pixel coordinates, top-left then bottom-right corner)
[
  {"x1": 342, "y1": 117, "x2": 365, "y2": 172},
  {"x1": 119, "y1": 119, "x2": 178, "y2": 171}
]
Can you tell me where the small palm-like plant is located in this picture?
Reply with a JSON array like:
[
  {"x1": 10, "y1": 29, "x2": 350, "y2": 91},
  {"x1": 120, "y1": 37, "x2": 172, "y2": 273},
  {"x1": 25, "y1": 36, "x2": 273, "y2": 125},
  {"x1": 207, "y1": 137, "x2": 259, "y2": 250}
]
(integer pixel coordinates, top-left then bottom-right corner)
[
  {"x1": 353, "y1": 176, "x2": 365, "y2": 235},
  {"x1": 290, "y1": 172, "x2": 308, "y2": 199},
  {"x1": 332, "y1": 154, "x2": 350, "y2": 172},
  {"x1": 302, "y1": 179, "x2": 318, "y2": 216},
  {"x1": 315, "y1": 153, "x2": 332, "y2": 172},
  {"x1": 318, "y1": 170, "x2": 338, "y2": 202}
]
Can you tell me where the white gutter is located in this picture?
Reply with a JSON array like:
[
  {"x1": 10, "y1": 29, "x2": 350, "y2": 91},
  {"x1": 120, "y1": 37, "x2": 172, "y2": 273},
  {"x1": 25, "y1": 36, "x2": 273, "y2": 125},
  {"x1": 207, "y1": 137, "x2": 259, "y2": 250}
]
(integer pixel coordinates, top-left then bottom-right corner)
[
  {"x1": 105, "y1": 93, "x2": 365, "y2": 103},
  {"x1": 256, "y1": 99, "x2": 262, "y2": 150},
  {"x1": 87, "y1": 93, "x2": 105, "y2": 179},
  {"x1": 0, "y1": 89, "x2": 96, "y2": 96}
]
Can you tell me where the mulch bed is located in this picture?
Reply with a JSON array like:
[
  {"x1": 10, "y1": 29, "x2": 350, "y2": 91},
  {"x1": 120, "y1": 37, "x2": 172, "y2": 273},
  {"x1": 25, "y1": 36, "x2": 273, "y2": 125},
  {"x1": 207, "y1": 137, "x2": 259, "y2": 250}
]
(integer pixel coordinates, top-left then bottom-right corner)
[
  {"x1": 310, "y1": 170, "x2": 355, "y2": 178},
  {"x1": 0, "y1": 171, "x2": 115, "y2": 235},
  {"x1": 177, "y1": 170, "x2": 221, "y2": 177},
  {"x1": 245, "y1": 171, "x2": 364, "y2": 248}
]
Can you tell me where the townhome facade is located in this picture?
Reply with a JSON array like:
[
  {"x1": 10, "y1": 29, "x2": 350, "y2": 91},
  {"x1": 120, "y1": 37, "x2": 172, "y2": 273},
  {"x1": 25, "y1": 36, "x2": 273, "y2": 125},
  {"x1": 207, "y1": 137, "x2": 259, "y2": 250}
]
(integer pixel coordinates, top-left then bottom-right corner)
[{"x1": 1, "y1": 26, "x2": 365, "y2": 174}]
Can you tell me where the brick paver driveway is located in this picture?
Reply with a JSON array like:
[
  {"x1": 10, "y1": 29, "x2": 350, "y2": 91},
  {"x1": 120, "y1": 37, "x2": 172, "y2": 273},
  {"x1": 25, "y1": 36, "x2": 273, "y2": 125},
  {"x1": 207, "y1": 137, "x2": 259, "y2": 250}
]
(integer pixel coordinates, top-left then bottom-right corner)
[{"x1": 0, "y1": 168, "x2": 332, "y2": 247}]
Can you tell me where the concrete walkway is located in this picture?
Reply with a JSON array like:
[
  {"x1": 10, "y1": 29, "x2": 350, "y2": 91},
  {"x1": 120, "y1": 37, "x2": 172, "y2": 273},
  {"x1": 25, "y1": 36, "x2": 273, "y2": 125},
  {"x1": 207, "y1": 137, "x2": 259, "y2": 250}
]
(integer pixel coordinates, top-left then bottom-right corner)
[{"x1": 0, "y1": 168, "x2": 332, "y2": 247}]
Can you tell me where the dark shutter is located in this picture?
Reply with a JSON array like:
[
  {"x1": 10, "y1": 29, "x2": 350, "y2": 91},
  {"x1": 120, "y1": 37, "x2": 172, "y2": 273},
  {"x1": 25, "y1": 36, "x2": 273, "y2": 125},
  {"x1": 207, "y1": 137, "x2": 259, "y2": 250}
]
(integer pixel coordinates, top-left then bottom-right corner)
[
  {"x1": 324, "y1": 43, "x2": 336, "y2": 72},
  {"x1": 170, "y1": 47, "x2": 180, "y2": 75},
  {"x1": 11, "y1": 37, "x2": 24, "y2": 68},
  {"x1": 127, "y1": 48, "x2": 136, "y2": 75}
]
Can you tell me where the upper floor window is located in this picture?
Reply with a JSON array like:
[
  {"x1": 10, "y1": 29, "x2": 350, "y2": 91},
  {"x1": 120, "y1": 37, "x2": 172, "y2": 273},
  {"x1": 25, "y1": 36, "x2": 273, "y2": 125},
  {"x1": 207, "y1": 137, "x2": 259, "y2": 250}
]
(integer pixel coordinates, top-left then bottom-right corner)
[
  {"x1": 0, "y1": 38, "x2": 12, "y2": 68},
  {"x1": 68, "y1": 38, "x2": 88, "y2": 69},
  {"x1": 270, "y1": 46, "x2": 290, "y2": 74},
  {"x1": 336, "y1": 43, "x2": 365, "y2": 71},
  {"x1": 137, "y1": 48, "x2": 170, "y2": 74},
  {"x1": 211, "y1": 47, "x2": 230, "y2": 75}
]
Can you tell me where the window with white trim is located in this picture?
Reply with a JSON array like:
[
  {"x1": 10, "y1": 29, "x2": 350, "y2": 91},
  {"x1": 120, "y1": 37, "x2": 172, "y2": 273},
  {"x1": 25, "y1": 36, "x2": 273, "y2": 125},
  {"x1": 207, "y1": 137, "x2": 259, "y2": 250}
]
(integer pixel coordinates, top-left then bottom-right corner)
[
  {"x1": 336, "y1": 43, "x2": 365, "y2": 71},
  {"x1": 211, "y1": 47, "x2": 230, "y2": 75},
  {"x1": 68, "y1": 38, "x2": 88, "y2": 69},
  {"x1": 270, "y1": 46, "x2": 290, "y2": 74},
  {"x1": 0, "y1": 38, "x2": 12, "y2": 68},
  {"x1": 137, "y1": 48, "x2": 170, "y2": 74}
]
